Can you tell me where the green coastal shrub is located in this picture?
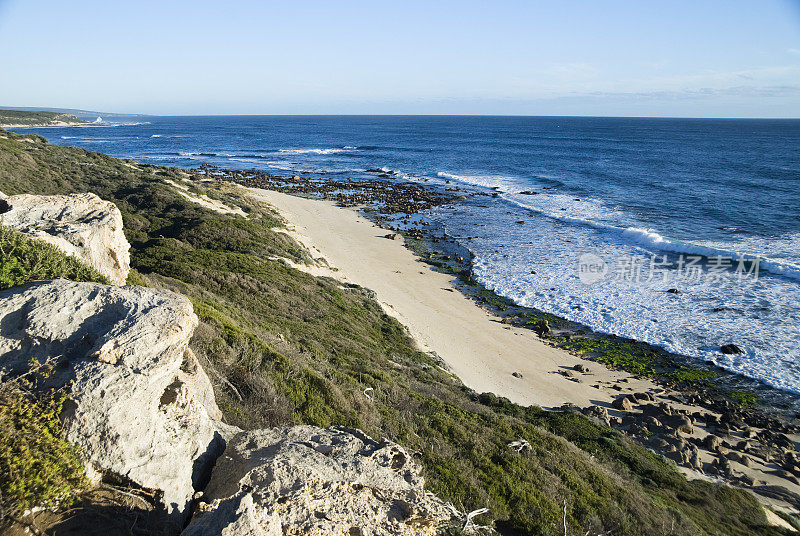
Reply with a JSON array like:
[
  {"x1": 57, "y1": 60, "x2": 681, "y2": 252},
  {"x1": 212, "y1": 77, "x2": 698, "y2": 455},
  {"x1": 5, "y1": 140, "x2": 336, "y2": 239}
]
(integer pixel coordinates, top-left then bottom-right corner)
[
  {"x1": 0, "y1": 225, "x2": 108, "y2": 290},
  {"x1": 0, "y1": 364, "x2": 86, "y2": 524},
  {"x1": 0, "y1": 221, "x2": 104, "y2": 526}
]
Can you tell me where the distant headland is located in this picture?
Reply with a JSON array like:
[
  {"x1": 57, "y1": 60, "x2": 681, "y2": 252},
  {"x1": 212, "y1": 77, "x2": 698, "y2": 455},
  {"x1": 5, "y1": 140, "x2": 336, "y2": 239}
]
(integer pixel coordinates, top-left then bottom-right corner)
[{"x1": 0, "y1": 109, "x2": 89, "y2": 128}]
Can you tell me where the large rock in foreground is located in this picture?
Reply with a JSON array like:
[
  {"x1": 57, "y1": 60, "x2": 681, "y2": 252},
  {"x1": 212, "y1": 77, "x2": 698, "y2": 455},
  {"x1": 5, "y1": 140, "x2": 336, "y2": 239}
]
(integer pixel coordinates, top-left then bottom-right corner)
[
  {"x1": 0, "y1": 191, "x2": 131, "y2": 284},
  {"x1": 182, "y1": 426, "x2": 459, "y2": 536},
  {"x1": 0, "y1": 280, "x2": 237, "y2": 522}
]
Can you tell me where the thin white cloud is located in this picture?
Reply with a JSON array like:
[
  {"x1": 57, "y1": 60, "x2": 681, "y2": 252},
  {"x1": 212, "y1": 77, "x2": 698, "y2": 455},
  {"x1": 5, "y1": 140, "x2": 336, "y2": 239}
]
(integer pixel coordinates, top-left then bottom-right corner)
[
  {"x1": 788, "y1": 48, "x2": 800, "y2": 55},
  {"x1": 613, "y1": 65, "x2": 800, "y2": 94}
]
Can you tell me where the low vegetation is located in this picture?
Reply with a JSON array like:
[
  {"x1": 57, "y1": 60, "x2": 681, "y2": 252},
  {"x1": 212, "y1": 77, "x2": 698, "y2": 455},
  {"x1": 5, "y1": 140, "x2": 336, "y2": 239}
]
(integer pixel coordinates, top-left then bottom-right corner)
[
  {"x1": 0, "y1": 225, "x2": 109, "y2": 290},
  {"x1": 0, "y1": 361, "x2": 87, "y2": 525},
  {"x1": 0, "y1": 128, "x2": 787, "y2": 535}
]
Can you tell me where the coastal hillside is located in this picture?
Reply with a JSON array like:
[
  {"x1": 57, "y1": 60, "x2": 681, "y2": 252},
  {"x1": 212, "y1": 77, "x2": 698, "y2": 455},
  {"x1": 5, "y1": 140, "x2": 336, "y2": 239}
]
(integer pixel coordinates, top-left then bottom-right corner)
[
  {"x1": 0, "y1": 128, "x2": 791, "y2": 535},
  {"x1": 0, "y1": 109, "x2": 88, "y2": 128}
]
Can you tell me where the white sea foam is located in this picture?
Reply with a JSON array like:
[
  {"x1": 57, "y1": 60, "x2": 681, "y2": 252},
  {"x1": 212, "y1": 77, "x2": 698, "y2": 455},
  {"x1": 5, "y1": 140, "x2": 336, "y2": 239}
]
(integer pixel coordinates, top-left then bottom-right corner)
[
  {"x1": 472, "y1": 249, "x2": 800, "y2": 393},
  {"x1": 618, "y1": 228, "x2": 800, "y2": 281},
  {"x1": 374, "y1": 167, "x2": 418, "y2": 181},
  {"x1": 177, "y1": 151, "x2": 222, "y2": 157},
  {"x1": 436, "y1": 171, "x2": 516, "y2": 189},
  {"x1": 513, "y1": 197, "x2": 800, "y2": 282},
  {"x1": 69, "y1": 121, "x2": 151, "y2": 128},
  {"x1": 60, "y1": 136, "x2": 113, "y2": 142},
  {"x1": 435, "y1": 201, "x2": 800, "y2": 394},
  {"x1": 276, "y1": 147, "x2": 356, "y2": 155},
  {"x1": 436, "y1": 170, "x2": 800, "y2": 282}
]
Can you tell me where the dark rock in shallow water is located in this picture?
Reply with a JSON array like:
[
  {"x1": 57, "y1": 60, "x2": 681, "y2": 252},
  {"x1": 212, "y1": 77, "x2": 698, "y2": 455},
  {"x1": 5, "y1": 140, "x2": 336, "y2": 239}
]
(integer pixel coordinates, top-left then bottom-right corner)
[{"x1": 720, "y1": 343, "x2": 743, "y2": 354}]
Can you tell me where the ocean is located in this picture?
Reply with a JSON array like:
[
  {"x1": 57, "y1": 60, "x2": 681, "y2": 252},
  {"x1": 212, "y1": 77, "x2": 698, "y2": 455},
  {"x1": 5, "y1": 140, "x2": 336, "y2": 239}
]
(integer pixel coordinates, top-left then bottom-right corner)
[{"x1": 20, "y1": 115, "x2": 800, "y2": 393}]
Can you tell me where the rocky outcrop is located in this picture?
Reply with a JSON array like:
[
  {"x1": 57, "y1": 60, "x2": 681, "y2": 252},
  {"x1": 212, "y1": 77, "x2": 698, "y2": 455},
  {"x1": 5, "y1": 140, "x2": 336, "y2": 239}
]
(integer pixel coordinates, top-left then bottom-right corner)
[
  {"x1": 0, "y1": 191, "x2": 131, "y2": 284},
  {"x1": 611, "y1": 395, "x2": 633, "y2": 411},
  {"x1": 182, "y1": 426, "x2": 459, "y2": 536},
  {"x1": 0, "y1": 191, "x2": 458, "y2": 533},
  {"x1": 720, "y1": 343, "x2": 743, "y2": 355},
  {"x1": 0, "y1": 279, "x2": 237, "y2": 522}
]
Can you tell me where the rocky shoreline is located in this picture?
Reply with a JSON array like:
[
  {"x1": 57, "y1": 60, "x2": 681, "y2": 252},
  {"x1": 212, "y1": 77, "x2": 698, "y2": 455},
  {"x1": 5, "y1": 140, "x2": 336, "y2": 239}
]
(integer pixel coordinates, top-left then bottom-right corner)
[
  {"x1": 3, "y1": 126, "x2": 796, "y2": 534},
  {"x1": 194, "y1": 163, "x2": 457, "y2": 215},
  {"x1": 402, "y1": 220, "x2": 800, "y2": 511},
  {"x1": 200, "y1": 163, "x2": 800, "y2": 516}
]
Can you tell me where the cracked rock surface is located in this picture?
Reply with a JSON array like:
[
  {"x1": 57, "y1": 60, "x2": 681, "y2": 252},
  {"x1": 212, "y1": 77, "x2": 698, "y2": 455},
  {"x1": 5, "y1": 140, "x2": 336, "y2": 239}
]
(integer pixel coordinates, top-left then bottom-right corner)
[
  {"x1": 182, "y1": 426, "x2": 459, "y2": 536},
  {"x1": 0, "y1": 279, "x2": 238, "y2": 521}
]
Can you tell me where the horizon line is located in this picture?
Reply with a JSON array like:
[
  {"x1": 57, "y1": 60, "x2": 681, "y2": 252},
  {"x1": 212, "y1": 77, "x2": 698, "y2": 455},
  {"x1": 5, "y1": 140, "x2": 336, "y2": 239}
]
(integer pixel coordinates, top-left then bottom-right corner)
[{"x1": 4, "y1": 107, "x2": 800, "y2": 121}]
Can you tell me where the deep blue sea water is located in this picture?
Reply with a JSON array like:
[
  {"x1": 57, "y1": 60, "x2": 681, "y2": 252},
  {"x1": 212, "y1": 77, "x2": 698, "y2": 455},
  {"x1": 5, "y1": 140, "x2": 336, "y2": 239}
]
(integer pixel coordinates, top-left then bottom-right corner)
[{"x1": 19, "y1": 116, "x2": 800, "y2": 392}]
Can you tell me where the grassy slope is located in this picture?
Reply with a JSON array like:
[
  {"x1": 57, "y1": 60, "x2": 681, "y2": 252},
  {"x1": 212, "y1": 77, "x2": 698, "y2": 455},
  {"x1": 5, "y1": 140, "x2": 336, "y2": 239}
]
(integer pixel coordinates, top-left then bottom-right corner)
[
  {"x1": 0, "y1": 110, "x2": 86, "y2": 127},
  {"x1": 0, "y1": 129, "x2": 787, "y2": 536}
]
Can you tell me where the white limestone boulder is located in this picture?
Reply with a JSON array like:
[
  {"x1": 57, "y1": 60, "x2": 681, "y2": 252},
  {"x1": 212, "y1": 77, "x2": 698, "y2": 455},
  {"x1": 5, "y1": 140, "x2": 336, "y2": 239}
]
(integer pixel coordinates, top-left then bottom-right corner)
[
  {"x1": 0, "y1": 279, "x2": 238, "y2": 521},
  {"x1": 182, "y1": 426, "x2": 459, "y2": 536},
  {"x1": 0, "y1": 191, "x2": 131, "y2": 284}
]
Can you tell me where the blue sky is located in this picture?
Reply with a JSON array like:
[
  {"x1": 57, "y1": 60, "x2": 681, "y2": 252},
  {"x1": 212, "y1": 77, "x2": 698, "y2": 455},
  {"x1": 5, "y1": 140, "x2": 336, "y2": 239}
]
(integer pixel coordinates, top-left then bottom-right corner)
[{"x1": 1, "y1": 0, "x2": 799, "y2": 116}]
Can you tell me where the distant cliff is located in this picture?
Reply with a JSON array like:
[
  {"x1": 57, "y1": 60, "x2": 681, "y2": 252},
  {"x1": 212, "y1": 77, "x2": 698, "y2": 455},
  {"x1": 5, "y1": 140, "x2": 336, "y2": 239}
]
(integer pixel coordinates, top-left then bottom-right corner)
[{"x1": 0, "y1": 109, "x2": 88, "y2": 128}]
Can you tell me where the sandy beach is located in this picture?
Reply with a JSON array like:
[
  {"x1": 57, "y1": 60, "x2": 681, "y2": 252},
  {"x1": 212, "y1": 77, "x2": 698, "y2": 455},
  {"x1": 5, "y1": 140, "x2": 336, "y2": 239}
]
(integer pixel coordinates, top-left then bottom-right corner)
[
  {"x1": 241, "y1": 186, "x2": 800, "y2": 520},
  {"x1": 244, "y1": 187, "x2": 661, "y2": 410}
]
